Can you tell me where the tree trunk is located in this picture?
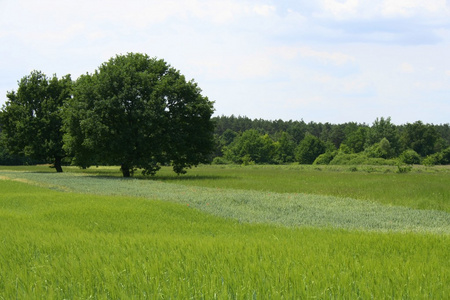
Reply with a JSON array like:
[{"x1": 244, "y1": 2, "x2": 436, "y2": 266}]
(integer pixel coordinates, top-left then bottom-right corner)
[
  {"x1": 54, "y1": 156, "x2": 63, "y2": 173},
  {"x1": 121, "y1": 164, "x2": 131, "y2": 177}
]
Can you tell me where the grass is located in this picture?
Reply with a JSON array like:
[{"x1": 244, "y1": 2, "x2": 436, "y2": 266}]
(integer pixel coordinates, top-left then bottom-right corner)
[
  {"x1": 151, "y1": 164, "x2": 450, "y2": 212},
  {"x1": 2, "y1": 164, "x2": 449, "y2": 212},
  {"x1": 1, "y1": 169, "x2": 450, "y2": 233},
  {"x1": 1, "y1": 179, "x2": 449, "y2": 299}
]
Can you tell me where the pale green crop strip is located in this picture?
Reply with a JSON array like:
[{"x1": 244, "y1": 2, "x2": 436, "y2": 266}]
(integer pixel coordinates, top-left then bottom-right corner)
[{"x1": 2, "y1": 171, "x2": 450, "y2": 234}]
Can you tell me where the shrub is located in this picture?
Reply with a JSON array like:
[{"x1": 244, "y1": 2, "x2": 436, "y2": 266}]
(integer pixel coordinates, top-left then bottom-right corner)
[
  {"x1": 329, "y1": 152, "x2": 398, "y2": 166},
  {"x1": 295, "y1": 134, "x2": 326, "y2": 164},
  {"x1": 399, "y1": 149, "x2": 421, "y2": 165},
  {"x1": 365, "y1": 138, "x2": 394, "y2": 159},
  {"x1": 224, "y1": 130, "x2": 274, "y2": 164},
  {"x1": 396, "y1": 162, "x2": 412, "y2": 173},
  {"x1": 423, "y1": 147, "x2": 450, "y2": 166},
  {"x1": 423, "y1": 154, "x2": 439, "y2": 166},
  {"x1": 212, "y1": 157, "x2": 230, "y2": 165},
  {"x1": 313, "y1": 151, "x2": 337, "y2": 165},
  {"x1": 440, "y1": 147, "x2": 450, "y2": 164}
]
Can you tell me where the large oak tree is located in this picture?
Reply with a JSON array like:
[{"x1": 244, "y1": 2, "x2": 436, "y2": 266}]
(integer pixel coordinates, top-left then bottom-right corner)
[
  {"x1": 63, "y1": 53, "x2": 215, "y2": 177},
  {"x1": 0, "y1": 71, "x2": 72, "y2": 172}
]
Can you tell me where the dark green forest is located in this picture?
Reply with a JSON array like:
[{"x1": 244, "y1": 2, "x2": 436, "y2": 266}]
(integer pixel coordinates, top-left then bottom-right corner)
[{"x1": 211, "y1": 115, "x2": 450, "y2": 166}]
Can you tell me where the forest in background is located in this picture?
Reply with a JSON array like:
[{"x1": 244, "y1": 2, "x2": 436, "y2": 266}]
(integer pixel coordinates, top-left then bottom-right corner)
[{"x1": 211, "y1": 115, "x2": 450, "y2": 167}]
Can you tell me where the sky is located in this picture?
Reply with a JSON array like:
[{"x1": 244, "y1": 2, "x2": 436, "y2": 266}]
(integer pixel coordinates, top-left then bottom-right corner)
[{"x1": 1, "y1": 0, "x2": 449, "y2": 125}]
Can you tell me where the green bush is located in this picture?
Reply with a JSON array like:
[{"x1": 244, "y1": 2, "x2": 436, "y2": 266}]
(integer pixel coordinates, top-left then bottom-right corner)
[
  {"x1": 365, "y1": 138, "x2": 394, "y2": 159},
  {"x1": 399, "y1": 149, "x2": 421, "y2": 165},
  {"x1": 295, "y1": 134, "x2": 326, "y2": 164},
  {"x1": 211, "y1": 157, "x2": 230, "y2": 165},
  {"x1": 224, "y1": 130, "x2": 274, "y2": 164},
  {"x1": 313, "y1": 151, "x2": 337, "y2": 165},
  {"x1": 396, "y1": 162, "x2": 412, "y2": 173},
  {"x1": 423, "y1": 147, "x2": 450, "y2": 166},
  {"x1": 329, "y1": 152, "x2": 398, "y2": 166}
]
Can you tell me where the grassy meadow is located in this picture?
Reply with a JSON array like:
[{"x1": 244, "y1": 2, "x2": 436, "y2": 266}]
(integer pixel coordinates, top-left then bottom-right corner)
[{"x1": 1, "y1": 164, "x2": 450, "y2": 298}]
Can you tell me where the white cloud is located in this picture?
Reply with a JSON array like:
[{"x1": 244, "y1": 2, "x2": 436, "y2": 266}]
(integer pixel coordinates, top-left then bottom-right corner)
[
  {"x1": 399, "y1": 62, "x2": 415, "y2": 73},
  {"x1": 253, "y1": 4, "x2": 276, "y2": 16},
  {"x1": 342, "y1": 78, "x2": 371, "y2": 94},
  {"x1": 313, "y1": 0, "x2": 450, "y2": 20},
  {"x1": 284, "y1": 96, "x2": 325, "y2": 108},
  {"x1": 187, "y1": 1, "x2": 249, "y2": 23},
  {"x1": 273, "y1": 46, "x2": 299, "y2": 60},
  {"x1": 381, "y1": 0, "x2": 448, "y2": 17},
  {"x1": 320, "y1": 0, "x2": 360, "y2": 19},
  {"x1": 297, "y1": 47, "x2": 356, "y2": 66},
  {"x1": 313, "y1": 74, "x2": 333, "y2": 84},
  {"x1": 271, "y1": 46, "x2": 355, "y2": 66},
  {"x1": 237, "y1": 54, "x2": 273, "y2": 78}
]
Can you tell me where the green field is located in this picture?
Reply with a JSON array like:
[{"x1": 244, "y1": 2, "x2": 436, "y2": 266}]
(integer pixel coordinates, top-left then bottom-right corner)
[{"x1": 1, "y1": 165, "x2": 449, "y2": 298}]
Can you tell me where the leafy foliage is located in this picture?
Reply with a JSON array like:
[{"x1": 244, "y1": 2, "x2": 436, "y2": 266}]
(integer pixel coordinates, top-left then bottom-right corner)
[
  {"x1": 0, "y1": 71, "x2": 72, "y2": 171},
  {"x1": 272, "y1": 131, "x2": 296, "y2": 163},
  {"x1": 63, "y1": 53, "x2": 215, "y2": 176},
  {"x1": 365, "y1": 137, "x2": 394, "y2": 159},
  {"x1": 399, "y1": 149, "x2": 421, "y2": 165},
  {"x1": 400, "y1": 121, "x2": 439, "y2": 156},
  {"x1": 313, "y1": 150, "x2": 337, "y2": 165},
  {"x1": 212, "y1": 115, "x2": 450, "y2": 166},
  {"x1": 342, "y1": 127, "x2": 369, "y2": 153},
  {"x1": 366, "y1": 117, "x2": 400, "y2": 155},
  {"x1": 329, "y1": 152, "x2": 398, "y2": 166},
  {"x1": 224, "y1": 129, "x2": 274, "y2": 164},
  {"x1": 295, "y1": 134, "x2": 326, "y2": 164},
  {"x1": 423, "y1": 147, "x2": 450, "y2": 166}
]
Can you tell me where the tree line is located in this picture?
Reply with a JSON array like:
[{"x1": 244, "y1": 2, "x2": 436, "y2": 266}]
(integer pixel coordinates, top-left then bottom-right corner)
[
  {"x1": 211, "y1": 115, "x2": 450, "y2": 166},
  {"x1": 1, "y1": 53, "x2": 449, "y2": 172}
]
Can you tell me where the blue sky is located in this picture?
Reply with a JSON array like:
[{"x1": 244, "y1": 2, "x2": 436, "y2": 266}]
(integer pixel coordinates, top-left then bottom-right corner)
[{"x1": 1, "y1": 0, "x2": 449, "y2": 124}]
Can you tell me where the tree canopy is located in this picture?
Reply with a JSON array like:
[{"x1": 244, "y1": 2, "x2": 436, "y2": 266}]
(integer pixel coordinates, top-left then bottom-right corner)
[
  {"x1": 63, "y1": 53, "x2": 215, "y2": 177},
  {"x1": 212, "y1": 115, "x2": 450, "y2": 166},
  {"x1": 0, "y1": 71, "x2": 71, "y2": 172},
  {"x1": 224, "y1": 129, "x2": 274, "y2": 164}
]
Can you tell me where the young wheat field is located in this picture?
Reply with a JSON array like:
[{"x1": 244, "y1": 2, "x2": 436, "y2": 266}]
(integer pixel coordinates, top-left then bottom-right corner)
[{"x1": 1, "y1": 165, "x2": 449, "y2": 299}]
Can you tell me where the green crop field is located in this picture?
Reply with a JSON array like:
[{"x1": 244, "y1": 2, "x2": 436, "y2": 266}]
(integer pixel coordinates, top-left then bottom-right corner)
[{"x1": 1, "y1": 165, "x2": 449, "y2": 299}]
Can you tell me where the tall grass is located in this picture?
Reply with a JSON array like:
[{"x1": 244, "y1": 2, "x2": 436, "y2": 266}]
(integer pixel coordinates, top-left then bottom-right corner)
[
  {"x1": 151, "y1": 165, "x2": 450, "y2": 212},
  {"x1": 1, "y1": 180, "x2": 449, "y2": 299},
  {"x1": 4, "y1": 164, "x2": 447, "y2": 212},
  {"x1": 1, "y1": 170, "x2": 450, "y2": 233}
]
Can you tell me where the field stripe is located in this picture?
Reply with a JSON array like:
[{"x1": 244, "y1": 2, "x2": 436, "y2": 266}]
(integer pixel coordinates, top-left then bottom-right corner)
[{"x1": 2, "y1": 171, "x2": 450, "y2": 234}]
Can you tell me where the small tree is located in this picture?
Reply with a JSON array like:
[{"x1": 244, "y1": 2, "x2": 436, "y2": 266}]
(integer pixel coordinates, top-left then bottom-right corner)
[
  {"x1": 273, "y1": 131, "x2": 296, "y2": 163},
  {"x1": 224, "y1": 129, "x2": 274, "y2": 164},
  {"x1": 343, "y1": 127, "x2": 368, "y2": 153},
  {"x1": 400, "y1": 121, "x2": 438, "y2": 157},
  {"x1": 63, "y1": 53, "x2": 215, "y2": 177},
  {"x1": 367, "y1": 117, "x2": 400, "y2": 155},
  {"x1": 399, "y1": 149, "x2": 421, "y2": 165},
  {"x1": 0, "y1": 71, "x2": 72, "y2": 172},
  {"x1": 423, "y1": 147, "x2": 450, "y2": 166},
  {"x1": 295, "y1": 134, "x2": 326, "y2": 164},
  {"x1": 365, "y1": 137, "x2": 394, "y2": 159}
]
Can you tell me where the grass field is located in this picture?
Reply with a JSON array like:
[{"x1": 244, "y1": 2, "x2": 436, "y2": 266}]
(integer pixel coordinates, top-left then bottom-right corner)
[{"x1": 1, "y1": 165, "x2": 449, "y2": 298}]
